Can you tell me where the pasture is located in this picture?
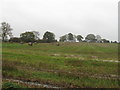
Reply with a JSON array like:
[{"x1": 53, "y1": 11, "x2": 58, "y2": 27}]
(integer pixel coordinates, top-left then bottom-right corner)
[{"x1": 2, "y1": 42, "x2": 119, "y2": 88}]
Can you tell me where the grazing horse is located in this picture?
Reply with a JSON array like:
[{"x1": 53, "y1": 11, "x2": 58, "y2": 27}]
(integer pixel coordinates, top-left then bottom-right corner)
[{"x1": 28, "y1": 42, "x2": 33, "y2": 46}]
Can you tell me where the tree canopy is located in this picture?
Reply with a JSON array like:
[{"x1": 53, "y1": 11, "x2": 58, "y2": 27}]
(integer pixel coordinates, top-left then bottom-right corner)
[
  {"x1": 77, "y1": 35, "x2": 83, "y2": 42},
  {"x1": 59, "y1": 35, "x2": 67, "y2": 42},
  {"x1": 0, "y1": 22, "x2": 114, "y2": 43},
  {"x1": 32, "y1": 31, "x2": 40, "y2": 40},
  {"x1": 85, "y1": 34, "x2": 95, "y2": 40},
  {"x1": 43, "y1": 31, "x2": 56, "y2": 43},
  {"x1": 1, "y1": 22, "x2": 13, "y2": 41},
  {"x1": 68, "y1": 33, "x2": 74, "y2": 41},
  {"x1": 20, "y1": 32, "x2": 35, "y2": 43}
]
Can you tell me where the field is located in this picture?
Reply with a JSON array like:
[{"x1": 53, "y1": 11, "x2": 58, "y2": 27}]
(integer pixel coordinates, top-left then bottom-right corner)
[{"x1": 2, "y1": 42, "x2": 119, "y2": 88}]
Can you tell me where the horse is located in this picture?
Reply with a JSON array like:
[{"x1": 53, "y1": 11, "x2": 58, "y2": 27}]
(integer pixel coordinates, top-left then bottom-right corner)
[{"x1": 28, "y1": 42, "x2": 33, "y2": 46}]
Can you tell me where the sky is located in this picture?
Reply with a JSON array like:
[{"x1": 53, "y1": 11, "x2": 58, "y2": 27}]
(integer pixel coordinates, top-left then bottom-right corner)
[{"x1": 1, "y1": 0, "x2": 119, "y2": 41}]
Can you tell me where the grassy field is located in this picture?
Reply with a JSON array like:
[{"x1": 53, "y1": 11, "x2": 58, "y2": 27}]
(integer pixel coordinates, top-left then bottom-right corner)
[{"x1": 2, "y1": 42, "x2": 119, "y2": 88}]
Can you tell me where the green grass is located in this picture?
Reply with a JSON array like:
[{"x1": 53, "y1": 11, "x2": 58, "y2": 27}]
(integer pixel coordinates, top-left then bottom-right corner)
[
  {"x1": 2, "y1": 42, "x2": 119, "y2": 88},
  {"x1": 2, "y1": 82, "x2": 25, "y2": 88}
]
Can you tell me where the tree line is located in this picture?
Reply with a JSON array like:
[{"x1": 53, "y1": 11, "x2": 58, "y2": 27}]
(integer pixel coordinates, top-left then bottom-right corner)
[{"x1": 0, "y1": 22, "x2": 118, "y2": 43}]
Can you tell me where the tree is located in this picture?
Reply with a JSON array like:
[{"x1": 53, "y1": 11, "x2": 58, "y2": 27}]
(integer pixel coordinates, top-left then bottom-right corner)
[
  {"x1": 96, "y1": 35, "x2": 102, "y2": 43},
  {"x1": 59, "y1": 35, "x2": 67, "y2": 42},
  {"x1": 43, "y1": 31, "x2": 55, "y2": 43},
  {"x1": 72, "y1": 35, "x2": 77, "y2": 42},
  {"x1": 68, "y1": 33, "x2": 74, "y2": 41},
  {"x1": 32, "y1": 31, "x2": 40, "y2": 40},
  {"x1": 59, "y1": 33, "x2": 76, "y2": 42},
  {"x1": 102, "y1": 39, "x2": 110, "y2": 43},
  {"x1": 0, "y1": 22, "x2": 13, "y2": 41},
  {"x1": 85, "y1": 34, "x2": 96, "y2": 42},
  {"x1": 20, "y1": 32, "x2": 35, "y2": 43},
  {"x1": 9, "y1": 37, "x2": 21, "y2": 43},
  {"x1": 77, "y1": 35, "x2": 83, "y2": 42},
  {"x1": 113, "y1": 41, "x2": 117, "y2": 43}
]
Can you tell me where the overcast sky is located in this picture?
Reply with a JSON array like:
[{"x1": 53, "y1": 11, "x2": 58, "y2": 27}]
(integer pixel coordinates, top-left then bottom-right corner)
[{"x1": 1, "y1": 0, "x2": 119, "y2": 41}]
